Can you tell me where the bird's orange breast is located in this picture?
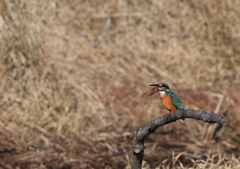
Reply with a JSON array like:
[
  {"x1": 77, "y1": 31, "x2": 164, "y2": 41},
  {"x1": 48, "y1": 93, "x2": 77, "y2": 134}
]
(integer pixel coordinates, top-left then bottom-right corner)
[{"x1": 159, "y1": 93, "x2": 177, "y2": 112}]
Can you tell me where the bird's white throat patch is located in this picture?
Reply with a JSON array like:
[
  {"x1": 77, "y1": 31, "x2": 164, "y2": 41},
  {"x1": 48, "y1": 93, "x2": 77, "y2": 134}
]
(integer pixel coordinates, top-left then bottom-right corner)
[{"x1": 158, "y1": 91, "x2": 165, "y2": 95}]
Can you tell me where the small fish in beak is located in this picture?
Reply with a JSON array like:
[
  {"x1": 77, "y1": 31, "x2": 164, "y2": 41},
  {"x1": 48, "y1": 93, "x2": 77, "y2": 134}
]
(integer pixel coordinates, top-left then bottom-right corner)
[{"x1": 149, "y1": 86, "x2": 160, "y2": 96}]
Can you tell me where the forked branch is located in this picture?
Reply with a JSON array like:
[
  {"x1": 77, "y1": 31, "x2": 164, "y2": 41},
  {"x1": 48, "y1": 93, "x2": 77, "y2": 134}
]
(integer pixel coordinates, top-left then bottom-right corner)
[{"x1": 130, "y1": 109, "x2": 229, "y2": 169}]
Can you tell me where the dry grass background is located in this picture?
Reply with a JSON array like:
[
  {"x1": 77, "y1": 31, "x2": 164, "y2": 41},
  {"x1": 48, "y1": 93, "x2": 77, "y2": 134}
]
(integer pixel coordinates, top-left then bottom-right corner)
[{"x1": 0, "y1": 0, "x2": 240, "y2": 168}]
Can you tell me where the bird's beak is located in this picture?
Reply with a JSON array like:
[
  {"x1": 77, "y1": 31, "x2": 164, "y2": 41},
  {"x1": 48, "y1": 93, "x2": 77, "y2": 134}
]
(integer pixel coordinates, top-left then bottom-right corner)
[
  {"x1": 149, "y1": 84, "x2": 159, "y2": 87},
  {"x1": 149, "y1": 86, "x2": 160, "y2": 96}
]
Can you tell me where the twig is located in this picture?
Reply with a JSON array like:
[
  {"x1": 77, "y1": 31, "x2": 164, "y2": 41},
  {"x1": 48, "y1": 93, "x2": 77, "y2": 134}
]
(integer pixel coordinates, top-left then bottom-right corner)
[
  {"x1": 79, "y1": 13, "x2": 142, "y2": 18},
  {"x1": 210, "y1": 93, "x2": 224, "y2": 114},
  {"x1": 130, "y1": 109, "x2": 229, "y2": 169},
  {"x1": 19, "y1": 52, "x2": 29, "y2": 91}
]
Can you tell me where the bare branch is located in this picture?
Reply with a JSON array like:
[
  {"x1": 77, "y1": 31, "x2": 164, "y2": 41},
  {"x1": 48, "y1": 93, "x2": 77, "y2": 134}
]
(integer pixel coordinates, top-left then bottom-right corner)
[{"x1": 130, "y1": 109, "x2": 229, "y2": 169}]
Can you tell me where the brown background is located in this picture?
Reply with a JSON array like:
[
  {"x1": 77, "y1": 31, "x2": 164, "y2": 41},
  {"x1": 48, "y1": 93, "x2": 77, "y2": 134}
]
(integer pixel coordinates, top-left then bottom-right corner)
[{"x1": 0, "y1": 0, "x2": 240, "y2": 168}]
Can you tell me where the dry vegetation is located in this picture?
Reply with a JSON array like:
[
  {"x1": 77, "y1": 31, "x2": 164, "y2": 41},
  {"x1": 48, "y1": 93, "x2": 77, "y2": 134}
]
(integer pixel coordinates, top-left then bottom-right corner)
[{"x1": 0, "y1": 0, "x2": 240, "y2": 168}]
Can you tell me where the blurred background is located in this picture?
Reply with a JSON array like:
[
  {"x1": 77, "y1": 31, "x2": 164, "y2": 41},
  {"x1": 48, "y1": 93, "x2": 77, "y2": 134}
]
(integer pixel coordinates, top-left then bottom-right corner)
[{"x1": 0, "y1": 0, "x2": 240, "y2": 168}]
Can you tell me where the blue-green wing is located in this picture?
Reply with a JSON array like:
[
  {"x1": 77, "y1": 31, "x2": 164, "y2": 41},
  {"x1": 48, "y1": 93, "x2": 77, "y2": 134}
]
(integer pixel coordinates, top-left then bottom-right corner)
[{"x1": 168, "y1": 91, "x2": 184, "y2": 110}]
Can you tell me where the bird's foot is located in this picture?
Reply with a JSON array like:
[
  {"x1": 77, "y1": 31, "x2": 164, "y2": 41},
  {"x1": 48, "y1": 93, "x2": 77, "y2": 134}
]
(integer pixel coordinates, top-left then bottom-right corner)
[{"x1": 163, "y1": 111, "x2": 173, "y2": 119}]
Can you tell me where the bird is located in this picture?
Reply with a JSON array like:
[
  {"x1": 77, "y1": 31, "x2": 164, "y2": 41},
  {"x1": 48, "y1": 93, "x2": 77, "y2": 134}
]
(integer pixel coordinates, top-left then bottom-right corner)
[{"x1": 149, "y1": 86, "x2": 184, "y2": 117}]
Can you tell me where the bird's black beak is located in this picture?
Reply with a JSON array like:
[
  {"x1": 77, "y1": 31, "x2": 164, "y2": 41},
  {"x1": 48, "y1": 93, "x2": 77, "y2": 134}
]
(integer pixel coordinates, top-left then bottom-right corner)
[{"x1": 149, "y1": 84, "x2": 159, "y2": 86}]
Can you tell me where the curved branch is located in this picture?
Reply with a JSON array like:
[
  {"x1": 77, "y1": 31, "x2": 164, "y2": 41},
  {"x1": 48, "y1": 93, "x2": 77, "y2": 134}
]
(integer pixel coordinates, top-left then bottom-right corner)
[{"x1": 130, "y1": 109, "x2": 229, "y2": 169}]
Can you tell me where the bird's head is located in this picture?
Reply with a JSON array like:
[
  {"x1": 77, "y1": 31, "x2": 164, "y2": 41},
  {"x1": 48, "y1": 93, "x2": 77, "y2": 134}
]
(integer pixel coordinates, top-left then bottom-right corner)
[
  {"x1": 149, "y1": 82, "x2": 169, "y2": 89},
  {"x1": 149, "y1": 83, "x2": 170, "y2": 96}
]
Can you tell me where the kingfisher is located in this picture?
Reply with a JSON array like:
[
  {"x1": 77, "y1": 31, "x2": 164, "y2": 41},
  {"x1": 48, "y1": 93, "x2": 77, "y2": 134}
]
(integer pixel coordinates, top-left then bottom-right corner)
[{"x1": 149, "y1": 85, "x2": 184, "y2": 117}]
